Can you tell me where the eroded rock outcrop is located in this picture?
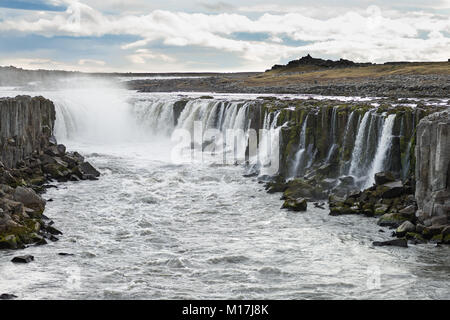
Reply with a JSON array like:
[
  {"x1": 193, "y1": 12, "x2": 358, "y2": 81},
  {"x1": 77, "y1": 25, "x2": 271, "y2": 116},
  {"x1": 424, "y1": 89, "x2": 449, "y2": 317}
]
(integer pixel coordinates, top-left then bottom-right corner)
[
  {"x1": 0, "y1": 95, "x2": 100, "y2": 250},
  {"x1": 0, "y1": 96, "x2": 55, "y2": 168},
  {"x1": 415, "y1": 110, "x2": 450, "y2": 230}
]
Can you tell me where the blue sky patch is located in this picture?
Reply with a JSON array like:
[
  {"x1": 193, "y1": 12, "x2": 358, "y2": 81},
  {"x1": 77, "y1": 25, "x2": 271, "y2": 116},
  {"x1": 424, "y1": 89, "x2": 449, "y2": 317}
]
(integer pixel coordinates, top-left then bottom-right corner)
[{"x1": 0, "y1": 0, "x2": 66, "y2": 11}]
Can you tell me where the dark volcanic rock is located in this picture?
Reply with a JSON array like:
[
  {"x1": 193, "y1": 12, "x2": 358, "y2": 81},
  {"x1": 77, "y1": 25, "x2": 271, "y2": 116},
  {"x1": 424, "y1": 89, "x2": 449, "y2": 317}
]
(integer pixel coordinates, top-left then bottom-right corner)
[
  {"x1": 58, "y1": 252, "x2": 74, "y2": 256},
  {"x1": 269, "y1": 54, "x2": 372, "y2": 71},
  {"x1": 11, "y1": 255, "x2": 34, "y2": 263},
  {"x1": 281, "y1": 197, "x2": 307, "y2": 211},
  {"x1": 0, "y1": 293, "x2": 18, "y2": 300},
  {"x1": 396, "y1": 221, "x2": 416, "y2": 237},
  {"x1": 0, "y1": 96, "x2": 101, "y2": 251},
  {"x1": 415, "y1": 110, "x2": 450, "y2": 231},
  {"x1": 373, "y1": 238, "x2": 408, "y2": 248},
  {"x1": 13, "y1": 186, "x2": 46, "y2": 213},
  {"x1": 75, "y1": 162, "x2": 100, "y2": 180},
  {"x1": 380, "y1": 181, "x2": 404, "y2": 198},
  {"x1": 374, "y1": 171, "x2": 396, "y2": 185}
]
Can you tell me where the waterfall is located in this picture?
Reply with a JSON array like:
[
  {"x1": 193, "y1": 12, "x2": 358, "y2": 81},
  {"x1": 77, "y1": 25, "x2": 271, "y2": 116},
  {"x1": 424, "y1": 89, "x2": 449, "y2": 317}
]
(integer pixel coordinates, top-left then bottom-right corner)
[
  {"x1": 364, "y1": 114, "x2": 397, "y2": 188},
  {"x1": 258, "y1": 110, "x2": 283, "y2": 176},
  {"x1": 51, "y1": 88, "x2": 140, "y2": 144},
  {"x1": 288, "y1": 115, "x2": 308, "y2": 178},
  {"x1": 50, "y1": 90, "x2": 408, "y2": 186},
  {"x1": 348, "y1": 111, "x2": 371, "y2": 176},
  {"x1": 401, "y1": 139, "x2": 413, "y2": 180},
  {"x1": 325, "y1": 106, "x2": 338, "y2": 163},
  {"x1": 131, "y1": 98, "x2": 175, "y2": 136},
  {"x1": 339, "y1": 110, "x2": 356, "y2": 174}
]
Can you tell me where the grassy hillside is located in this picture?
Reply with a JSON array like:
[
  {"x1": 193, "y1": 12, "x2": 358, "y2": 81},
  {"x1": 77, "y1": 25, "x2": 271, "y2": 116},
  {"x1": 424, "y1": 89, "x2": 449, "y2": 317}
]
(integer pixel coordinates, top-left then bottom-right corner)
[{"x1": 245, "y1": 62, "x2": 450, "y2": 86}]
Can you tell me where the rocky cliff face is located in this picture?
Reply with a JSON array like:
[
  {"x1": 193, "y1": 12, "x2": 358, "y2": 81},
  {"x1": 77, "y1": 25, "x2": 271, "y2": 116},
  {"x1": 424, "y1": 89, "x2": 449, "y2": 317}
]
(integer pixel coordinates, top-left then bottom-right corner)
[
  {"x1": 0, "y1": 95, "x2": 100, "y2": 250},
  {"x1": 0, "y1": 95, "x2": 55, "y2": 168},
  {"x1": 415, "y1": 110, "x2": 450, "y2": 227}
]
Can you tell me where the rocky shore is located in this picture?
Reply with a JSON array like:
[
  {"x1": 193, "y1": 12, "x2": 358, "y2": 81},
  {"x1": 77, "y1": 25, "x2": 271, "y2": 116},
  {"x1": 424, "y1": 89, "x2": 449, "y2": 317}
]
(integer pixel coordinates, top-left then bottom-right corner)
[
  {"x1": 156, "y1": 94, "x2": 449, "y2": 244},
  {"x1": 128, "y1": 73, "x2": 450, "y2": 98},
  {"x1": 267, "y1": 109, "x2": 450, "y2": 246},
  {"x1": 0, "y1": 96, "x2": 100, "y2": 250}
]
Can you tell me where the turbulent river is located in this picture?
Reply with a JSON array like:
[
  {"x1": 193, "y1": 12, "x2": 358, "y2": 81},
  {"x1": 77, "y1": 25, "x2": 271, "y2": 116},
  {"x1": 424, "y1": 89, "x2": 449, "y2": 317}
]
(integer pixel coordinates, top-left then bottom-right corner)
[{"x1": 0, "y1": 81, "x2": 449, "y2": 299}]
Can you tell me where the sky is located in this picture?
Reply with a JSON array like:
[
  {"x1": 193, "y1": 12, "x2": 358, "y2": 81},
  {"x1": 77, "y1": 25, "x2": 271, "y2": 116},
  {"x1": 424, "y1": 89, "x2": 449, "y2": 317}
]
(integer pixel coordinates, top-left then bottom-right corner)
[{"x1": 0, "y1": 0, "x2": 449, "y2": 72}]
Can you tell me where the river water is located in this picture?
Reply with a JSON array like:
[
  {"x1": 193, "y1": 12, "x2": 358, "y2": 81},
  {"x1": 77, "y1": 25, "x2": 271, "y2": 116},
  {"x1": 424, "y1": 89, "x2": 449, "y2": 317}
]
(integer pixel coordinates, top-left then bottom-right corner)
[{"x1": 0, "y1": 82, "x2": 449, "y2": 299}]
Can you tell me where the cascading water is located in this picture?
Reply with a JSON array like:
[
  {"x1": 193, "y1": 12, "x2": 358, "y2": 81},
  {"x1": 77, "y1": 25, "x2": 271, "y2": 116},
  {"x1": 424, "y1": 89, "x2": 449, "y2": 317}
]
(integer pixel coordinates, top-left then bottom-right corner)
[
  {"x1": 258, "y1": 111, "x2": 283, "y2": 176},
  {"x1": 348, "y1": 110, "x2": 373, "y2": 177},
  {"x1": 131, "y1": 98, "x2": 175, "y2": 136},
  {"x1": 288, "y1": 115, "x2": 309, "y2": 179},
  {"x1": 1, "y1": 83, "x2": 448, "y2": 300},
  {"x1": 364, "y1": 114, "x2": 397, "y2": 188},
  {"x1": 325, "y1": 106, "x2": 339, "y2": 163},
  {"x1": 339, "y1": 110, "x2": 356, "y2": 175},
  {"x1": 52, "y1": 87, "x2": 140, "y2": 144},
  {"x1": 53, "y1": 90, "x2": 403, "y2": 186}
]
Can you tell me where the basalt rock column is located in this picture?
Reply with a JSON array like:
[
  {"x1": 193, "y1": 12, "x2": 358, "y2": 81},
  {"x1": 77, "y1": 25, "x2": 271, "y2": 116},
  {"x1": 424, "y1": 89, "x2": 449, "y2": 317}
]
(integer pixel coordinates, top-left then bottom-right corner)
[{"x1": 415, "y1": 110, "x2": 450, "y2": 227}]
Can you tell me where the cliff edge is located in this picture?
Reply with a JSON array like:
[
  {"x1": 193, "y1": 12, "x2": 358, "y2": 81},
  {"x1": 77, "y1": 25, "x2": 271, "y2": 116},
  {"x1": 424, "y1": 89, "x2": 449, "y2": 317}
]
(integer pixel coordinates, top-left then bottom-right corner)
[
  {"x1": 0, "y1": 95, "x2": 100, "y2": 250},
  {"x1": 415, "y1": 109, "x2": 450, "y2": 228},
  {"x1": 0, "y1": 96, "x2": 55, "y2": 168}
]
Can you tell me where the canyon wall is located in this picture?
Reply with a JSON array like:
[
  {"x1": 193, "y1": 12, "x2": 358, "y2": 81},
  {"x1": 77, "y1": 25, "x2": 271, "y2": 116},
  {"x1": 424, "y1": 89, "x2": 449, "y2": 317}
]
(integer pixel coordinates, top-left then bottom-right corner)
[
  {"x1": 415, "y1": 109, "x2": 450, "y2": 227},
  {"x1": 0, "y1": 96, "x2": 55, "y2": 168},
  {"x1": 0, "y1": 95, "x2": 100, "y2": 250},
  {"x1": 147, "y1": 98, "x2": 439, "y2": 195}
]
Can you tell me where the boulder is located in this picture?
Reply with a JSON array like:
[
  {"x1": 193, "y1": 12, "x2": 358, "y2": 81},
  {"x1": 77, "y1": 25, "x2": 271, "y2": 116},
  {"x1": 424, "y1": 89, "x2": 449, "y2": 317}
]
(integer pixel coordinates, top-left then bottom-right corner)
[
  {"x1": 399, "y1": 205, "x2": 416, "y2": 215},
  {"x1": 62, "y1": 152, "x2": 84, "y2": 169},
  {"x1": 39, "y1": 153, "x2": 56, "y2": 165},
  {"x1": 396, "y1": 221, "x2": 415, "y2": 237},
  {"x1": 56, "y1": 144, "x2": 66, "y2": 156},
  {"x1": 373, "y1": 238, "x2": 408, "y2": 248},
  {"x1": 265, "y1": 180, "x2": 288, "y2": 194},
  {"x1": 75, "y1": 162, "x2": 100, "y2": 180},
  {"x1": 431, "y1": 215, "x2": 448, "y2": 226},
  {"x1": 320, "y1": 178, "x2": 337, "y2": 189},
  {"x1": 422, "y1": 225, "x2": 445, "y2": 239},
  {"x1": 43, "y1": 163, "x2": 69, "y2": 180},
  {"x1": 415, "y1": 224, "x2": 426, "y2": 234},
  {"x1": 329, "y1": 205, "x2": 357, "y2": 216},
  {"x1": 43, "y1": 225, "x2": 62, "y2": 235},
  {"x1": 339, "y1": 175, "x2": 355, "y2": 186},
  {"x1": 347, "y1": 189, "x2": 362, "y2": 199},
  {"x1": 405, "y1": 232, "x2": 426, "y2": 244},
  {"x1": 13, "y1": 186, "x2": 46, "y2": 213},
  {"x1": 374, "y1": 204, "x2": 389, "y2": 216},
  {"x1": 45, "y1": 144, "x2": 66, "y2": 157},
  {"x1": 11, "y1": 255, "x2": 34, "y2": 263},
  {"x1": 58, "y1": 252, "x2": 74, "y2": 256},
  {"x1": 380, "y1": 181, "x2": 404, "y2": 198},
  {"x1": 377, "y1": 213, "x2": 409, "y2": 227},
  {"x1": 0, "y1": 235, "x2": 18, "y2": 249},
  {"x1": 282, "y1": 178, "x2": 327, "y2": 200},
  {"x1": 0, "y1": 294, "x2": 17, "y2": 300},
  {"x1": 282, "y1": 198, "x2": 307, "y2": 212},
  {"x1": 374, "y1": 171, "x2": 396, "y2": 185}
]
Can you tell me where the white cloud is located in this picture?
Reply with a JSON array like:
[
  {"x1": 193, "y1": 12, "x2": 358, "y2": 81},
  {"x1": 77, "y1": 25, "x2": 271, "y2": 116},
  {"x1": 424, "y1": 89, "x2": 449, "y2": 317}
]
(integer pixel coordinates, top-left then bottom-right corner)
[
  {"x1": 0, "y1": 1, "x2": 449, "y2": 71},
  {"x1": 0, "y1": 57, "x2": 113, "y2": 72},
  {"x1": 126, "y1": 49, "x2": 176, "y2": 64},
  {"x1": 78, "y1": 59, "x2": 106, "y2": 65}
]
